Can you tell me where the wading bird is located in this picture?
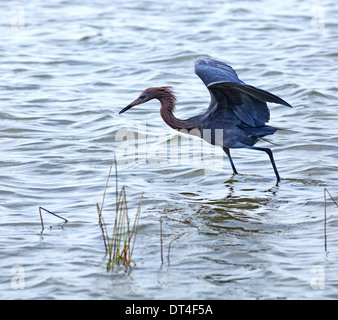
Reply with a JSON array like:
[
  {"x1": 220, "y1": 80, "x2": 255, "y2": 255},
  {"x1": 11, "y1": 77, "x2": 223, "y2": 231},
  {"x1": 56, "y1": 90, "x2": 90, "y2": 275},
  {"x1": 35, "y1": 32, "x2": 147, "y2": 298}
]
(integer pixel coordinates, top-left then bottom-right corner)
[{"x1": 119, "y1": 57, "x2": 292, "y2": 182}]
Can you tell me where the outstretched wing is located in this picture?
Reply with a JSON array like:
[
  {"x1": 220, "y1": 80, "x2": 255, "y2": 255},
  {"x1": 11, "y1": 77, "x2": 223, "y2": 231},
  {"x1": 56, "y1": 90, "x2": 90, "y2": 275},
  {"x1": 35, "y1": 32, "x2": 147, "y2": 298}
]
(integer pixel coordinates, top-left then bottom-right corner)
[{"x1": 194, "y1": 57, "x2": 292, "y2": 127}]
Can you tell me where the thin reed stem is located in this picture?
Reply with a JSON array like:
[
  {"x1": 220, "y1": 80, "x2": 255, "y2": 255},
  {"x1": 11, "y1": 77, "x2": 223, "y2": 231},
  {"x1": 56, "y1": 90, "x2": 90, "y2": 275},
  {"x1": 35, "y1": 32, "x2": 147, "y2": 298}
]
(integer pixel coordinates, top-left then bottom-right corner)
[
  {"x1": 97, "y1": 203, "x2": 108, "y2": 254},
  {"x1": 323, "y1": 188, "x2": 338, "y2": 252},
  {"x1": 167, "y1": 232, "x2": 185, "y2": 265},
  {"x1": 129, "y1": 192, "x2": 143, "y2": 260},
  {"x1": 160, "y1": 216, "x2": 163, "y2": 265},
  {"x1": 39, "y1": 206, "x2": 68, "y2": 233}
]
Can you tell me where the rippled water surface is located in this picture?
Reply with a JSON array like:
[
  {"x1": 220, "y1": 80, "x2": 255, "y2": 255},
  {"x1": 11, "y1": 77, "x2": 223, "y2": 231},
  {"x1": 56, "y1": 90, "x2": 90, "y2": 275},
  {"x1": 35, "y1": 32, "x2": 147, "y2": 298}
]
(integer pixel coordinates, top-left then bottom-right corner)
[{"x1": 1, "y1": 0, "x2": 338, "y2": 299}]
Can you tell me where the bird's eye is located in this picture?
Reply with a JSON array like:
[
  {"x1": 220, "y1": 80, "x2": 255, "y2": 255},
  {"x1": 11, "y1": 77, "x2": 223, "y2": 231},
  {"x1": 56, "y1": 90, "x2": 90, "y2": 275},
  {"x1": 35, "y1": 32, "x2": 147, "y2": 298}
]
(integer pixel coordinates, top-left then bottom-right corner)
[{"x1": 140, "y1": 94, "x2": 147, "y2": 100}]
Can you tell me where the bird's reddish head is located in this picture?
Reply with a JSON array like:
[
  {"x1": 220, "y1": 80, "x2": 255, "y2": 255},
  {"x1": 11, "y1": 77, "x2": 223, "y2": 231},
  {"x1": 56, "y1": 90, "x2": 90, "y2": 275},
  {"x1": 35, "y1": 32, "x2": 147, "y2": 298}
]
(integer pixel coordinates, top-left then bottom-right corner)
[{"x1": 119, "y1": 87, "x2": 176, "y2": 114}]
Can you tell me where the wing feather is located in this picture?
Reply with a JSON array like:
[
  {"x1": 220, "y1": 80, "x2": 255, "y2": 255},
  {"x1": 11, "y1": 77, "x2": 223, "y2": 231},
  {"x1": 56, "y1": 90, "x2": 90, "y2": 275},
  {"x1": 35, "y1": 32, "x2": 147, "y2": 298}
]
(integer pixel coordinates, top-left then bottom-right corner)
[{"x1": 194, "y1": 57, "x2": 292, "y2": 127}]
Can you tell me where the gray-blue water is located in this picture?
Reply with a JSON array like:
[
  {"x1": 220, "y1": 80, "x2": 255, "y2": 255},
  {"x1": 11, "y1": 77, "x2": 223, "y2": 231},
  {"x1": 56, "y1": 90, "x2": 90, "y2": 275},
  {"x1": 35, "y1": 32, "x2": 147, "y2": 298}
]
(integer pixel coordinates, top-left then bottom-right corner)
[{"x1": 1, "y1": 0, "x2": 338, "y2": 299}]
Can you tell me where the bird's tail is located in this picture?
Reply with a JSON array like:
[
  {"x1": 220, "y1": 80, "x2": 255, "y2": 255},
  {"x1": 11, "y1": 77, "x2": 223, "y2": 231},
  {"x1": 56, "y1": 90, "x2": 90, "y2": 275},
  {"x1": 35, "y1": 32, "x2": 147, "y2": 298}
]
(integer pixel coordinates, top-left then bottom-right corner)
[{"x1": 239, "y1": 124, "x2": 282, "y2": 146}]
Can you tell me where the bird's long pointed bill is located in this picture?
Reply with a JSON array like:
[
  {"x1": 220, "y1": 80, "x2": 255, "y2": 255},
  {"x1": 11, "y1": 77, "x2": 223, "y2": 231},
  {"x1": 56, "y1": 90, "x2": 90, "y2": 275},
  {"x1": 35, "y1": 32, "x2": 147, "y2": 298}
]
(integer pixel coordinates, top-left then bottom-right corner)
[
  {"x1": 119, "y1": 98, "x2": 142, "y2": 114},
  {"x1": 119, "y1": 104, "x2": 133, "y2": 114}
]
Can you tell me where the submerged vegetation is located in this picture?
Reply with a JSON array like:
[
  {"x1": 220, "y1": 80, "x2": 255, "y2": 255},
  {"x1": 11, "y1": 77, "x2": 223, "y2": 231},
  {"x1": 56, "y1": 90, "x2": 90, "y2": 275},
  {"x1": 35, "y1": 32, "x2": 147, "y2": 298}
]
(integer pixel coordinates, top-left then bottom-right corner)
[{"x1": 96, "y1": 162, "x2": 143, "y2": 273}]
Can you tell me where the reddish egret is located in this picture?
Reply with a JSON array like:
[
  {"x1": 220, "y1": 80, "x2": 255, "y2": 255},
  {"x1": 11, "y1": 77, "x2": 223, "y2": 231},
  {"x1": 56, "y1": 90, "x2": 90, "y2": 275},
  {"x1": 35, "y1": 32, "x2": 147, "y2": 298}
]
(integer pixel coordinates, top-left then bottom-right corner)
[{"x1": 119, "y1": 57, "x2": 292, "y2": 182}]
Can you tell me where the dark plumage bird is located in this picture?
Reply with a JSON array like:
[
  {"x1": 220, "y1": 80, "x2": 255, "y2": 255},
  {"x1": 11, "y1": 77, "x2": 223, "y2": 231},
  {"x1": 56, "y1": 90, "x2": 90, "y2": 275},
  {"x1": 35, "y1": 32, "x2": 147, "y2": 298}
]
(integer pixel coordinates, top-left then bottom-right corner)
[{"x1": 119, "y1": 57, "x2": 292, "y2": 182}]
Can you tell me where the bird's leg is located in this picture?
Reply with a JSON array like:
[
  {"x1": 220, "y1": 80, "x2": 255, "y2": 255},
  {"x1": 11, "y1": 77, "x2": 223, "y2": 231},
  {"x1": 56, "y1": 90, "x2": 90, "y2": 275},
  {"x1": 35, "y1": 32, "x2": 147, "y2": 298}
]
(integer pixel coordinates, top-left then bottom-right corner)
[
  {"x1": 245, "y1": 146, "x2": 281, "y2": 182},
  {"x1": 223, "y1": 147, "x2": 238, "y2": 175}
]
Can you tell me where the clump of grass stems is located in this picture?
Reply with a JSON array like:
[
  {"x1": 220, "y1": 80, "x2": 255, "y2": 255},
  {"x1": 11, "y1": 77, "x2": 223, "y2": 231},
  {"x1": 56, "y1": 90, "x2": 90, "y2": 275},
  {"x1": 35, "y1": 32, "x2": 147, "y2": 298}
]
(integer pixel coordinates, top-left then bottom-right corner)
[{"x1": 97, "y1": 161, "x2": 143, "y2": 273}]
